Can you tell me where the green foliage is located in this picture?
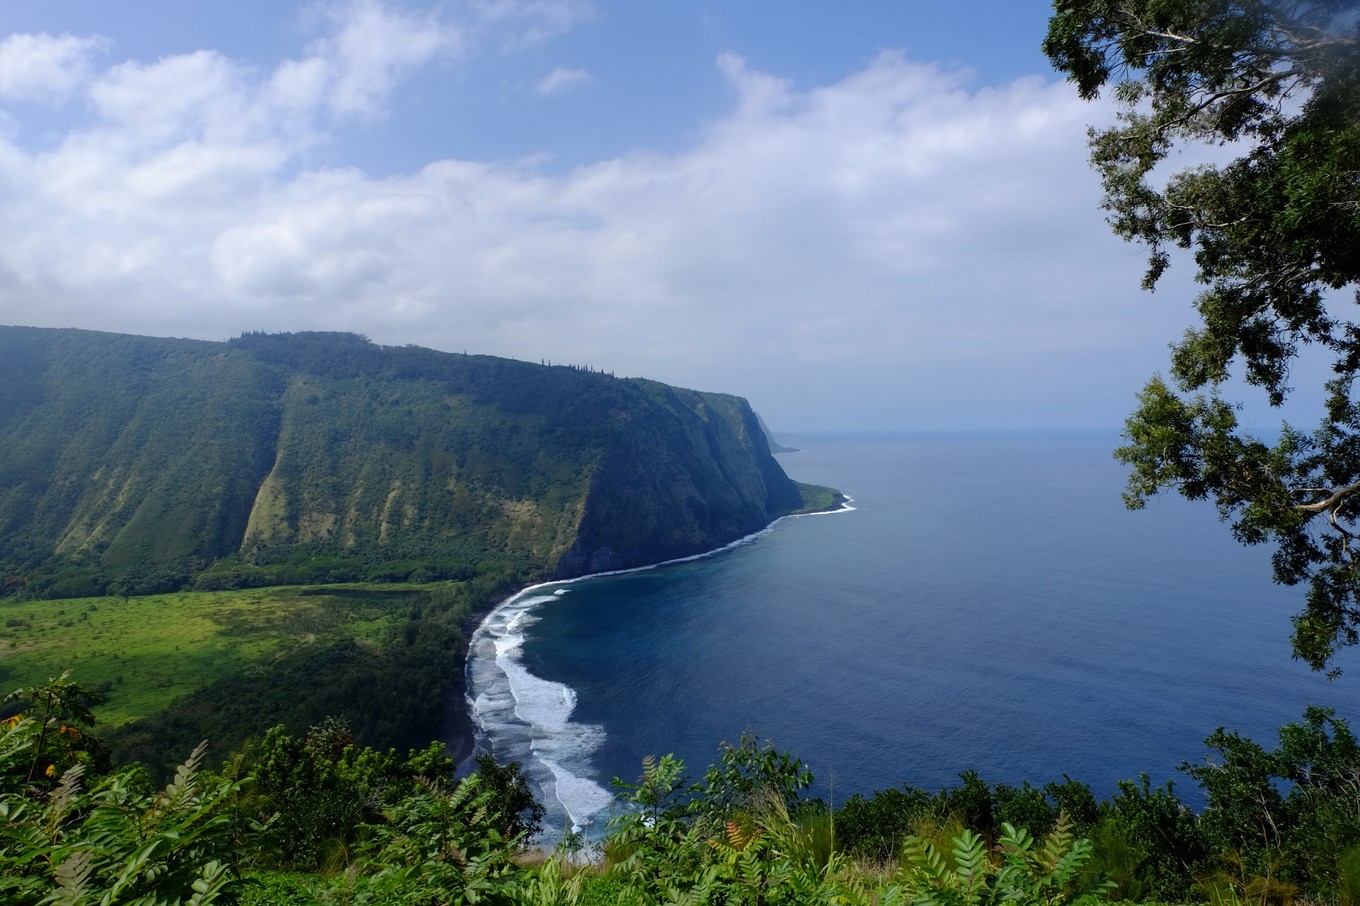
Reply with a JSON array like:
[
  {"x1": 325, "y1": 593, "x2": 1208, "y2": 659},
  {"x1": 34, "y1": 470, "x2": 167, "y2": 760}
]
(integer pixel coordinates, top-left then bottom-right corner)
[
  {"x1": 511, "y1": 854, "x2": 588, "y2": 906},
  {"x1": 695, "y1": 730, "x2": 815, "y2": 827},
  {"x1": 1182, "y1": 729, "x2": 1286, "y2": 870},
  {"x1": 0, "y1": 679, "x2": 553, "y2": 905},
  {"x1": 328, "y1": 774, "x2": 525, "y2": 905},
  {"x1": 605, "y1": 753, "x2": 701, "y2": 899},
  {"x1": 1278, "y1": 709, "x2": 1360, "y2": 895},
  {"x1": 838, "y1": 784, "x2": 936, "y2": 861},
  {"x1": 941, "y1": 771, "x2": 998, "y2": 842},
  {"x1": 246, "y1": 720, "x2": 465, "y2": 872},
  {"x1": 108, "y1": 584, "x2": 479, "y2": 777},
  {"x1": 14, "y1": 675, "x2": 1360, "y2": 906},
  {"x1": 935, "y1": 771, "x2": 1100, "y2": 845},
  {"x1": 236, "y1": 871, "x2": 323, "y2": 906},
  {"x1": 574, "y1": 873, "x2": 649, "y2": 906},
  {"x1": 0, "y1": 717, "x2": 240, "y2": 905},
  {"x1": 1085, "y1": 817, "x2": 1150, "y2": 903},
  {"x1": 1183, "y1": 706, "x2": 1360, "y2": 902},
  {"x1": 1045, "y1": 1, "x2": 1360, "y2": 670},
  {"x1": 1, "y1": 671, "x2": 107, "y2": 788},
  {"x1": 791, "y1": 481, "x2": 848, "y2": 514},
  {"x1": 596, "y1": 740, "x2": 1102, "y2": 906},
  {"x1": 1101, "y1": 774, "x2": 1208, "y2": 900},
  {"x1": 901, "y1": 819, "x2": 1113, "y2": 906},
  {"x1": 1339, "y1": 843, "x2": 1360, "y2": 906},
  {"x1": 473, "y1": 752, "x2": 547, "y2": 844}
]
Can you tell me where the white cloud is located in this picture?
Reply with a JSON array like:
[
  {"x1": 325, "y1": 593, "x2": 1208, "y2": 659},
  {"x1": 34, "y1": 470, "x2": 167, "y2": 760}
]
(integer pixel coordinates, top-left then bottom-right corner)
[
  {"x1": 272, "y1": 0, "x2": 595, "y2": 121},
  {"x1": 0, "y1": 32, "x2": 104, "y2": 102},
  {"x1": 307, "y1": 0, "x2": 463, "y2": 119},
  {"x1": 0, "y1": 37, "x2": 1165, "y2": 428},
  {"x1": 537, "y1": 66, "x2": 592, "y2": 96},
  {"x1": 265, "y1": 57, "x2": 331, "y2": 113},
  {"x1": 91, "y1": 51, "x2": 249, "y2": 139},
  {"x1": 716, "y1": 52, "x2": 799, "y2": 116}
]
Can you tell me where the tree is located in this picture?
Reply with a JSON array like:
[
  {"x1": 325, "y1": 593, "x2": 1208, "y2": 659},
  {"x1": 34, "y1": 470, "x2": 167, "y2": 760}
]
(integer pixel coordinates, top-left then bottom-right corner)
[
  {"x1": 1044, "y1": 1, "x2": 1360, "y2": 671},
  {"x1": 695, "y1": 731, "x2": 814, "y2": 827},
  {"x1": 1177, "y1": 707, "x2": 1360, "y2": 900},
  {"x1": 472, "y1": 751, "x2": 545, "y2": 844},
  {"x1": 0, "y1": 672, "x2": 106, "y2": 786}
]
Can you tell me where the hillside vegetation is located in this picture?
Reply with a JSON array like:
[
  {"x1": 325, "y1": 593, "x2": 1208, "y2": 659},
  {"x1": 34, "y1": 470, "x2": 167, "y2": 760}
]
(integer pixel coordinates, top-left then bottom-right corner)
[
  {"x1": 0, "y1": 579, "x2": 515, "y2": 776},
  {"x1": 0, "y1": 326, "x2": 840, "y2": 600}
]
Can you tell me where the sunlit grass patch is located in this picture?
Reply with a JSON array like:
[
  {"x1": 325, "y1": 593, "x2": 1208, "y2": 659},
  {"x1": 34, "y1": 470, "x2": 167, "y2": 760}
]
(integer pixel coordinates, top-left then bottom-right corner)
[{"x1": 0, "y1": 584, "x2": 450, "y2": 728}]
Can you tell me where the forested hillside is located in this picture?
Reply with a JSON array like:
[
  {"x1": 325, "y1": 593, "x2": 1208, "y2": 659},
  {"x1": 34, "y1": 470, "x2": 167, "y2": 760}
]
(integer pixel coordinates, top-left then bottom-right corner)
[{"x1": 0, "y1": 327, "x2": 837, "y2": 600}]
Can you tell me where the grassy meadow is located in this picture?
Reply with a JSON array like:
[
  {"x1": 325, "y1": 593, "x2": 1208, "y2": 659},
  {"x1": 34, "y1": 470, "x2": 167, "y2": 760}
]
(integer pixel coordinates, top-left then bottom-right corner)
[
  {"x1": 3, "y1": 587, "x2": 342, "y2": 726},
  {"x1": 0, "y1": 581, "x2": 495, "y2": 769}
]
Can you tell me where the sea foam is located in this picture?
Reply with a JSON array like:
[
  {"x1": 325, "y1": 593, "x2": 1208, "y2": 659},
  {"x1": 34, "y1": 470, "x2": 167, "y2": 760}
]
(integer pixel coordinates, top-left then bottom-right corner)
[
  {"x1": 467, "y1": 587, "x2": 614, "y2": 835},
  {"x1": 465, "y1": 505, "x2": 855, "y2": 838}
]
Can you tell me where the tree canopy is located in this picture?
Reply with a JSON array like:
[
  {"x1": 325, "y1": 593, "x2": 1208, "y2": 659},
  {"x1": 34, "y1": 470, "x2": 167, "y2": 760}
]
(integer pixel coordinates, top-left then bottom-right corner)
[{"x1": 1044, "y1": 1, "x2": 1360, "y2": 672}]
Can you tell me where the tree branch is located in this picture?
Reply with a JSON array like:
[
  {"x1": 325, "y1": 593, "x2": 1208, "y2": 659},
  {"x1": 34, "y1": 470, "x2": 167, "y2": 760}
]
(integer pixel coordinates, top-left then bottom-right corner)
[{"x1": 1295, "y1": 481, "x2": 1360, "y2": 515}]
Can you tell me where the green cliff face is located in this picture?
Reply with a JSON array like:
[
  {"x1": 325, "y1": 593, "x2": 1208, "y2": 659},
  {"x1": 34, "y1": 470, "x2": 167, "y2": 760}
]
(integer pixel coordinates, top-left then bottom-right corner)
[
  {"x1": 555, "y1": 381, "x2": 804, "y2": 576},
  {"x1": 0, "y1": 327, "x2": 836, "y2": 597}
]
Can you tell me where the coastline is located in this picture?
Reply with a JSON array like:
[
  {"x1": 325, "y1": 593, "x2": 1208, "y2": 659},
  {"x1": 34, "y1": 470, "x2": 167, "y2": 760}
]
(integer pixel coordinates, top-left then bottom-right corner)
[
  {"x1": 441, "y1": 654, "x2": 479, "y2": 766},
  {"x1": 447, "y1": 495, "x2": 855, "y2": 769}
]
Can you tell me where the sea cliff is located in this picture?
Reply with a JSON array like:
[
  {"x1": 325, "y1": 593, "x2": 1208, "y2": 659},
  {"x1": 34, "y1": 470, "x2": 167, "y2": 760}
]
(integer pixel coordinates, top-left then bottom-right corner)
[{"x1": 0, "y1": 326, "x2": 840, "y2": 598}]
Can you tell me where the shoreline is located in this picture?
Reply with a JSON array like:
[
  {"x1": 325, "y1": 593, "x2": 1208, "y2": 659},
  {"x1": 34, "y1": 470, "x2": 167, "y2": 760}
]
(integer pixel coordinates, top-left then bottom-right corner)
[{"x1": 447, "y1": 496, "x2": 855, "y2": 769}]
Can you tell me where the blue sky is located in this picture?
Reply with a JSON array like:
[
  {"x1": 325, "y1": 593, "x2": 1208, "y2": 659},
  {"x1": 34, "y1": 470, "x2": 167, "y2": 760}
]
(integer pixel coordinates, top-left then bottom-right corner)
[{"x1": 0, "y1": 1, "x2": 1270, "y2": 432}]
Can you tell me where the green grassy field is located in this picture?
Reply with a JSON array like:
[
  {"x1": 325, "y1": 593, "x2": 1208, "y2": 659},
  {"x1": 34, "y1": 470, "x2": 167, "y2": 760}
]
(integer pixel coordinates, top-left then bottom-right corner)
[{"x1": 0, "y1": 584, "x2": 450, "y2": 729}]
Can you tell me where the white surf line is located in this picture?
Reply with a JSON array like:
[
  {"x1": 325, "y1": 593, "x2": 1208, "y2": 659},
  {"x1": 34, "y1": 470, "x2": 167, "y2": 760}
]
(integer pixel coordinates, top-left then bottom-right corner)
[
  {"x1": 465, "y1": 498, "x2": 859, "y2": 720},
  {"x1": 462, "y1": 497, "x2": 857, "y2": 832},
  {"x1": 473, "y1": 492, "x2": 857, "y2": 629},
  {"x1": 467, "y1": 586, "x2": 612, "y2": 833}
]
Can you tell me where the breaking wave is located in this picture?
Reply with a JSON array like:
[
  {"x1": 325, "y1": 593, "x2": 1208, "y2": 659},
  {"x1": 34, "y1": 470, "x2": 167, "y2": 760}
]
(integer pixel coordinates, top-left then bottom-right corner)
[
  {"x1": 467, "y1": 587, "x2": 613, "y2": 835},
  {"x1": 465, "y1": 503, "x2": 855, "y2": 838}
]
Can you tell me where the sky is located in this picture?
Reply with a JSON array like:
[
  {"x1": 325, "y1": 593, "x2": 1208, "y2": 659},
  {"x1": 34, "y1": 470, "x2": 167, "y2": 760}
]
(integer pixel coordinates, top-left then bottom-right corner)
[{"x1": 0, "y1": 1, "x2": 1279, "y2": 432}]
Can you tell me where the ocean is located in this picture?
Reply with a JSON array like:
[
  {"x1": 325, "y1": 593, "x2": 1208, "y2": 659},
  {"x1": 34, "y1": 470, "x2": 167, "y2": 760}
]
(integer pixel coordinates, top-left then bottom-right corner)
[{"x1": 464, "y1": 432, "x2": 1353, "y2": 839}]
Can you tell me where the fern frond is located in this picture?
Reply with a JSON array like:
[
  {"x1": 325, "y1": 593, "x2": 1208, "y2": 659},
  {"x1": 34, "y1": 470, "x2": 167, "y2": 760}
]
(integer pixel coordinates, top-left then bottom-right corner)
[
  {"x1": 726, "y1": 820, "x2": 745, "y2": 850},
  {"x1": 998, "y1": 822, "x2": 1032, "y2": 853},
  {"x1": 904, "y1": 835, "x2": 953, "y2": 888},
  {"x1": 951, "y1": 828, "x2": 987, "y2": 887},
  {"x1": 51, "y1": 849, "x2": 93, "y2": 906},
  {"x1": 1040, "y1": 813, "x2": 1074, "y2": 868},
  {"x1": 1050, "y1": 836, "x2": 1092, "y2": 886},
  {"x1": 44, "y1": 764, "x2": 85, "y2": 837},
  {"x1": 168, "y1": 741, "x2": 209, "y2": 798}
]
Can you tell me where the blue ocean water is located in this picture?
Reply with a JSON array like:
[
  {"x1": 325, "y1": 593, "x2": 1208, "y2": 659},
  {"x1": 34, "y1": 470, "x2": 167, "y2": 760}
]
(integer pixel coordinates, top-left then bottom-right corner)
[{"x1": 465, "y1": 433, "x2": 1354, "y2": 838}]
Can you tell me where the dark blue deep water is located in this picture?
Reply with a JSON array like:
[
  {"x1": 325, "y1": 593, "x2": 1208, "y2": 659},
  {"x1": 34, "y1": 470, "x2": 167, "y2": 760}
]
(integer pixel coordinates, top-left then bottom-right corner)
[{"x1": 465, "y1": 433, "x2": 1355, "y2": 838}]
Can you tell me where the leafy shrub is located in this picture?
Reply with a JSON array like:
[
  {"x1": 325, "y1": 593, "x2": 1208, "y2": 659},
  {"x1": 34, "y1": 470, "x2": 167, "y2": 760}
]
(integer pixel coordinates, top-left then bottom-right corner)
[{"x1": 0, "y1": 717, "x2": 239, "y2": 905}]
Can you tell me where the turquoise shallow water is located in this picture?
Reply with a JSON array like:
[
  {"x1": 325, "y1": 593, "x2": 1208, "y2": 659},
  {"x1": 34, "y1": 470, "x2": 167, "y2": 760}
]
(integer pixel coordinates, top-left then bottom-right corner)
[{"x1": 465, "y1": 433, "x2": 1354, "y2": 838}]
